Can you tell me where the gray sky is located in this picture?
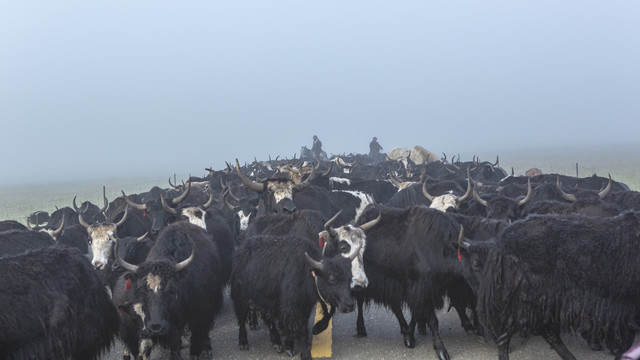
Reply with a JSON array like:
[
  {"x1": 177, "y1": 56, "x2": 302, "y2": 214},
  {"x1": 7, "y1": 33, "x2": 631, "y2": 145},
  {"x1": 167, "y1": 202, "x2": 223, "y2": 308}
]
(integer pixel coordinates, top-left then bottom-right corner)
[{"x1": 1, "y1": 1, "x2": 639, "y2": 185}]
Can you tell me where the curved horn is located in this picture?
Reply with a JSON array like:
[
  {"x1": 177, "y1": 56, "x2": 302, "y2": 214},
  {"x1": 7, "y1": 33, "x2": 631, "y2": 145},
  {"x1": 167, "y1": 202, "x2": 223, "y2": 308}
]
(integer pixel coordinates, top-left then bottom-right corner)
[
  {"x1": 171, "y1": 180, "x2": 191, "y2": 205},
  {"x1": 598, "y1": 174, "x2": 612, "y2": 199},
  {"x1": 492, "y1": 155, "x2": 499, "y2": 167},
  {"x1": 324, "y1": 210, "x2": 342, "y2": 238},
  {"x1": 293, "y1": 162, "x2": 316, "y2": 191},
  {"x1": 472, "y1": 183, "x2": 488, "y2": 207},
  {"x1": 442, "y1": 152, "x2": 447, "y2": 163},
  {"x1": 51, "y1": 216, "x2": 65, "y2": 237},
  {"x1": 26, "y1": 218, "x2": 33, "y2": 230},
  {"x1": 321, "y1": 162, "x2": 333, "y2": 177},
  {"x1": 236, "y1": 159, "x2": 264, "y2": 192},
  {"x1": 518, "y1": 178, "x2": 533, "y2": 206},
  {"x1": 115, "y1": 206, "x2": 129, "y2": 228},
  {"x1": 457, "y1": 225, "x2": 470, "y2": 250},
  {"x1": 200, "y1": 186, "x2": 215, "y2": 210},
  {"x1": 388, "y1": 172, "x2": 403, "y2": 188},
  {"x1": 517, "y1": 178, "x2": 533, "y2": 206},
  {"x1": 137, "y1": 231, "x2": 149, "y2": 241},
  {"x1": 72, "y1": 196, "x2": 80, "y2": 211},
  {"x1": 421, "y1": 180, "x2": 434, "y2": 201},
  {"x1": 359, "y1": 211, "x2": 381, "y2": 232},
  {"x1": 168, "y1": 176, "x2": 179, "y2": 189},
  {"x1": 160, "y1": 193, "x2": 178, "y2": 215},
  {"x1": 78, "y1": 212, "x2": 91, "y2": 229},
  {"x1": 175, "y1": 243, "x2": 196, "y2": 272},
  {"x1": 458, "y1": 177, "x2": 473, "y2": 202},
  {"x1": 122, "y1": 190, "x2": 147, "y2": 211},
  {"x1": 556, "y1": 176, "x2": 576, "y2": 202},
  {"x1": 100, "y1": 186, "x2": 108, "y2": 213},
  {"x1": 222, "y1": 189, "x2": 238, "y2": 212},
  {"x1": 348, "y1": 242, "x2": 363, "y2": 261},
  {"x1": 116, "y1": 240, "x2": 139, "y2": 273},
  {"x1": 305, "y1": 252, "x2": 324, "y2": 272}
]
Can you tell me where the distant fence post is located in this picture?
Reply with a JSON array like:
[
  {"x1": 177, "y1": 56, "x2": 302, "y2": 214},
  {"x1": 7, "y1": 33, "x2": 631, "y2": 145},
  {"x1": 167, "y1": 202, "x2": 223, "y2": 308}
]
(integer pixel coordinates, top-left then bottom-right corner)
[{"x1": 576, "y1": 163, "x2": 579, "y2": 178}]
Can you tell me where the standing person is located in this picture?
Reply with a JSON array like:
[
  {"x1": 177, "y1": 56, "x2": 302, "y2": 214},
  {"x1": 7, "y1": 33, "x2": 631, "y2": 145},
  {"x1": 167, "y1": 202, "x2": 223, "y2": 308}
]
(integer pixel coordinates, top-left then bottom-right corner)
[
  {"x1": 369, "y1": 136, "x2": 383, "y2": 157},
  {"x1": 311, "y1": 135, "x2": 323, "y2": 159}
]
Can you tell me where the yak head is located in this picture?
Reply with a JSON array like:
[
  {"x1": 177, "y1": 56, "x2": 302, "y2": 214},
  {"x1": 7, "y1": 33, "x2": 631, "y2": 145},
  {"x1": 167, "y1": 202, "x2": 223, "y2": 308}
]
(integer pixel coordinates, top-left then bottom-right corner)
[
  {"x1": 472, "y1": 179, "x2": 532, "y2": 221},
  {"x1": 306, "y1": 248, "x2": 359, "y2": 314},
  {"x1": 162, "y1": 186, "x2": 216, "y2": 231},
  {"x1": 422, "y1": 177, "x2": 472, "y2": 212},
  {"x1": 79, "y1": 206, "x2": 128, "y2": 270},
  {"x1": 320, "y1": 210, "x2": 381, "y2": 290},
  {"x1": 222, "y1": 188, "x2": 258, "y2": 233},
  {"x1": 454, "y1": 225, "x2": 495, "y2": 294},
  {"x1": 122, "y1": 182, "x2": 191, "y2": 234},
  {"x1": 236, "y1": 158, "x2": 315, "y2": 215},
  {"x1": 117, "y1": 243, "x2": 195, "y2": 337}
]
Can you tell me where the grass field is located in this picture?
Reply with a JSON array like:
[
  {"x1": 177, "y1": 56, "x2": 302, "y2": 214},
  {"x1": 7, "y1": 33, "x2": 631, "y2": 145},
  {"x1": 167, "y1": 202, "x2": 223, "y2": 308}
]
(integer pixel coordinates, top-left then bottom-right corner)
[{"x1": 1, "y1": 144, "x2": 638, "y2": 224}]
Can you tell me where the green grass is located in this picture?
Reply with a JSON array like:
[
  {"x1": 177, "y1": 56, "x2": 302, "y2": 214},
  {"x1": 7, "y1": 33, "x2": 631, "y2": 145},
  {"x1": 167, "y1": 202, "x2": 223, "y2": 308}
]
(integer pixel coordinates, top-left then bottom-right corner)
[{"x1": 1, "y1": 144, "x2": 639, "y2": 224}]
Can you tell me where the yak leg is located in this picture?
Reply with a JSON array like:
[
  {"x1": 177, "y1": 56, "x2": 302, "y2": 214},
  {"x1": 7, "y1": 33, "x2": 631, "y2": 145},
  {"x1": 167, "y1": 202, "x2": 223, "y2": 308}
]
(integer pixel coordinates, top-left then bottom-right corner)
[
  {"x1": 262, "y1": 316, "x2": 283, "y2": 353},
  {"x1": 496, "y1": 333, "x2": 511, "y2": 360},
  {"x1": 355, "y1": 295, "x2": 367, "y2": 337},
  {"x1": 390, "y1": 303, "x2": 415, "y2": 348},
  {"x1": 540, "y1": 324, "x2": 576, "y2": 360},
  {"x1": 234, "y1": 302, "x2": 249, "y2": 350},
  {"x1": 424, "y1": 310, "x2": 450, "y2": 360},
  {"x1": 168, "y1": 330, "x2": 184, "y2": 360},
  {"x1": 312, "y1": 302, "x2": 335, "y2": 335},
  {"x1": 189, "y1": 328, "x2": 212, "y2": 359}
]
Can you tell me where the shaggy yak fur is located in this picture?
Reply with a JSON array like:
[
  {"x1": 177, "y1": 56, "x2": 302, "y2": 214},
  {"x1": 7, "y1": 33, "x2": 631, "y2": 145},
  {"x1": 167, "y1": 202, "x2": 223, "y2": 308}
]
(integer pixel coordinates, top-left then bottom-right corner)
[
  {"x1": 477, "y1": 212, "x2": 640, "y2": 360},
  {"x1": 231, "y1": 234, "x2": 355, "y2": 360},
  {"x1": 0, "y1": 246, "x2": 119, "y2": 360},
  {"x1": 354, "y1": 205, "x2": 475, "y2": 360}
]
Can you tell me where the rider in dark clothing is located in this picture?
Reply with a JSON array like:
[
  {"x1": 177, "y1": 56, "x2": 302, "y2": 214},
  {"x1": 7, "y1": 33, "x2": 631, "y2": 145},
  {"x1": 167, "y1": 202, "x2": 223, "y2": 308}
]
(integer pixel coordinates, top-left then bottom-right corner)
[
  {"x1": 369, "y1": 137, "x2": 383, "y2": 157},
  {"x1": 312, "y1": 135, "x2": 323, "y2": 158}
]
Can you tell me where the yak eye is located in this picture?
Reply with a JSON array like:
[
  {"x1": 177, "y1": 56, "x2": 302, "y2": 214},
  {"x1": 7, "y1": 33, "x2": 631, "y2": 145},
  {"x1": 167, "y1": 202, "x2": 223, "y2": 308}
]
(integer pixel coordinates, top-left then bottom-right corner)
[{"x1": 87, "y1": 237, "x2": 92, "y2": 245}]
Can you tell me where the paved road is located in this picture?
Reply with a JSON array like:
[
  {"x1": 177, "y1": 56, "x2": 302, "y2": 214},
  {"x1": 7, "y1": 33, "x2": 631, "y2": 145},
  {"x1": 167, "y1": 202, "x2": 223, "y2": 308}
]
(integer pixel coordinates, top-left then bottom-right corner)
[{"x1": 101, "y1": 288, "x2": 619, "y2": 360}]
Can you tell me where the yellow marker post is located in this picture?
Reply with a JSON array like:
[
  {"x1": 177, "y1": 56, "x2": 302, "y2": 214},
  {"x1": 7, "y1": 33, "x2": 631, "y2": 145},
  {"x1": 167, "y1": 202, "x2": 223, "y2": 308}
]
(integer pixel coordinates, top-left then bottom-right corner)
[{"x1": 311, "y1": 302, "x2": 332, "y2": 358}]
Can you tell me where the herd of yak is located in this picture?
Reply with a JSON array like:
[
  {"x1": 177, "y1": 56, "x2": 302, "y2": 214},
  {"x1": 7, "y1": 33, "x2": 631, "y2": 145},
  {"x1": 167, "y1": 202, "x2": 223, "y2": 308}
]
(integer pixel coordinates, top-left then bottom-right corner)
[{"x1": 1, "y1": 148, "x2": 640, "y2": 360}]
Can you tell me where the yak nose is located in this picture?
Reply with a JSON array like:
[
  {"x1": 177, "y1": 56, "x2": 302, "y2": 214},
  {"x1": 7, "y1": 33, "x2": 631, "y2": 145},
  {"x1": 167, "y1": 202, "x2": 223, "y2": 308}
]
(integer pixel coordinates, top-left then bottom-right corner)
[
  {"x1": 351, "y1": 285, "x2": 365, "y2": 292},
  {"x1": 340, "y1": 302, "x2": 355, "y2": 313},
  {"x1": 91, "y1": 259, "x2": 105, "y2": 270},
  {"x1": 148, "y1": 322, "x2": 167, "y2": 335}
]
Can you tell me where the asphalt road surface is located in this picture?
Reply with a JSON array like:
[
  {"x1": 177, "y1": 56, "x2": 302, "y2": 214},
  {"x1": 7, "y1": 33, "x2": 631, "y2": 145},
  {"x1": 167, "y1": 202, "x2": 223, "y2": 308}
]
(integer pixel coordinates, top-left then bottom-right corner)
[{"x1": 101, "y1": 288, "x2": 623, "y2": 360}]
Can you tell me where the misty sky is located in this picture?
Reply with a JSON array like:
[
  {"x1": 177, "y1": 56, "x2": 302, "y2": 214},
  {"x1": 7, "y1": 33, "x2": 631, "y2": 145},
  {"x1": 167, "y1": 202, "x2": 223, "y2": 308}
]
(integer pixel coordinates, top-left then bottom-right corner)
[{"x1": 1, "y1": 1, "x2": 639, "y2": 185}]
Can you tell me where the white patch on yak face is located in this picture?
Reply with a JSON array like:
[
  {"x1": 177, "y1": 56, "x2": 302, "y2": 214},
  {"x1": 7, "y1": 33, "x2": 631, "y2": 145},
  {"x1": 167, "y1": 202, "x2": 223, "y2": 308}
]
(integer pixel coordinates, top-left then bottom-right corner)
[
  {"x1": 267, "y1": 182, "x2": 294, "y2": 204},
  {"x1": 146, "y1": 273, "x2": 162, "y2": 293},
  {"x1": 333, "y1": 226, "x2": 368, "y2": 289},
  {"x1": 429, "y1": 194, "x2": 458, "y2": 212},
  {"x1": 181, "y1": 207, "x2": 207, "y2": 231},
  {"x1": 237, "y1": 210, "x2": 252, "y2": 231},
  {"x1": 88, "y1": 224, "x2": 118, "y2": 270}
]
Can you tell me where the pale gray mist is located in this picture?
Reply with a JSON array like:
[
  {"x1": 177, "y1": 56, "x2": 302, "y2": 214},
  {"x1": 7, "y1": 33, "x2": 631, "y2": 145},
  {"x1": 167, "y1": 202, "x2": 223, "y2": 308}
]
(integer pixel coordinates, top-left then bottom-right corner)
[{"x1": 1, "y1": 1, "x2": 639, "y2": 185}]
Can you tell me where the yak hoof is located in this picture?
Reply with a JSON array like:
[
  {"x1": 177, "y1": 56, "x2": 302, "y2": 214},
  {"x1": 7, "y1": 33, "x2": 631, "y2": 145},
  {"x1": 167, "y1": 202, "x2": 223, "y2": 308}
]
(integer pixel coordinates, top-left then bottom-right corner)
[
  {"x1": 437, "y1": 349, "x2": 451, "y2": 360},
  {"x1": 239, "y1": 343, "x2": 249, "y2": 351},
  {"x1": 286, "y1": 349, "x2": 296, "y2": 357},
  {"x1": 123, "y1": 356, "x2": 131, "y2": 360},
  {"x1": 403, "y1": 335, "x2": 416, "y2": 348},
  {"x1": 273, "y1": 344, "x2": 283, "y2": 353},
  {"x1": 354, "y1": 333, "x2": 367, "y2": 338}
]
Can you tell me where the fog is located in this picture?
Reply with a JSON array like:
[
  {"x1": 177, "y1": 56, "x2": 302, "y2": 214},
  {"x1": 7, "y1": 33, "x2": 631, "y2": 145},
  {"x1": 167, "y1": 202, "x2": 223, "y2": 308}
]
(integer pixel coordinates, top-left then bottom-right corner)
[{"x1": 1, "y1": 1, "x2": 639, "y2": 185}]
